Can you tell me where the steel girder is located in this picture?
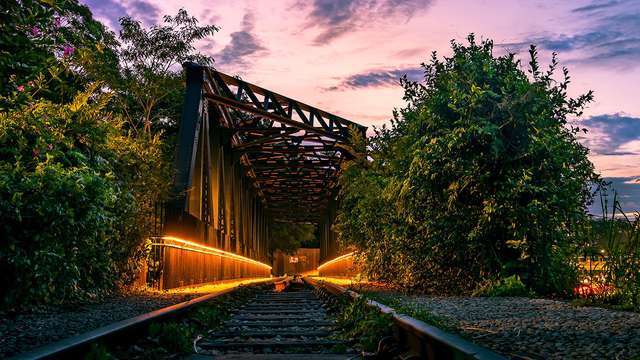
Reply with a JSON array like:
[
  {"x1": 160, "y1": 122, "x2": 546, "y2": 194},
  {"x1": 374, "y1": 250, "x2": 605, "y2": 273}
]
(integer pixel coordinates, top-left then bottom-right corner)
[
  {"x1": 165, "y1": 63, "x2": 364, "y2": 275},
  {"x1": 191, "y1": 63, "x2": 366, "y2": 224}
]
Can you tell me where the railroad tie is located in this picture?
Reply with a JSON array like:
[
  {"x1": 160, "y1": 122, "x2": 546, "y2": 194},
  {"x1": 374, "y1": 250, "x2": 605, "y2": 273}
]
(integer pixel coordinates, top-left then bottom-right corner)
[{"x1": 193, "y1": 286, "x2": 354, "y2": 358}]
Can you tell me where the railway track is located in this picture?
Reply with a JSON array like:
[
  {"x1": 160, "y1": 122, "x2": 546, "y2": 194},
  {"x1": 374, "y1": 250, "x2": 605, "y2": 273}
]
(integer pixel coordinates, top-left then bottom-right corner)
[
  {"x1": 10, "y1": 277, "x2": 505, "y2": 359},
  {"x1": 193, "y1": 281, "x2": 356, "y2": 359},
  {"x1": 11, "y1": 278, "x2": 361, "y2": 360}
]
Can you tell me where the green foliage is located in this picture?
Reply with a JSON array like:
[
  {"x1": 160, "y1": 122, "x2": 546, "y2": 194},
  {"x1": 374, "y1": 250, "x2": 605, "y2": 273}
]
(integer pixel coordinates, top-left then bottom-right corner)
[
  {"x1": 0, "y1": 1, "x2": 190, "y2": 309},
  {"x1": 598, "y1": 191, "x2": 640, "y2": 311},
  {"x1": 335, "y1": 296, "x2": 393, "y2": 352},
  {"x1": 113, "y1": 9, "x2": 218, "y2": 133},
  {"x1": 0, "y1": 84, "x2": 170, "y2": 307},
  {"x1": 190, "y1": 298, "x2": 231, "y2": 328},
  {"x1": 84, "y1": 343, "x2": 116, "y2": 360},
  {"x1": 148, "y1": 321, "x2": 193, "y2": 354},
  {"x1": 0, "y1": 0, "x2": 118, "y2": 109},
  {"x1": 472, "y1": 275, "x2": 530, "y2": 297},
  {"x1": 336, "y1": 35, "x2": 599, "y2": 295},
  {"x1": 363, "y1": 292, "x2": 452, "y2": 330},
  {"x1": 269, "y1": 222, "x2": 317, "y2": 255}
]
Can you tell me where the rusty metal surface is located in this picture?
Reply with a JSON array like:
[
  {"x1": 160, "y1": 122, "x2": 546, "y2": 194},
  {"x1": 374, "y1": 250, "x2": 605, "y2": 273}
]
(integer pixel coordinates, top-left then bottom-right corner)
[
  {"x1": 304, "y1": 277, "x2": 506, "y2": 360},
  {"x1": 157, "y1": 240, "x2": 271, "y2": 289},
  {"x1": 317, "y1": 252, "x2": 358, "y2": 278}
]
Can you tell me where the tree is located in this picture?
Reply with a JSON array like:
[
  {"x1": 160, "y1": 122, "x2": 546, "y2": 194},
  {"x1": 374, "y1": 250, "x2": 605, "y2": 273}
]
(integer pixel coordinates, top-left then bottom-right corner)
[
  {"x1": 336, "y1": 35, "x2": 600, "y2": 295},
  {"x1": 270, "y1": 223, "x2": 317, "y2": 255},
  {"x1": 115, "y1": 9, "x2": 218, "y2": 133},
  {"x1": 0, "y1": 0, "x2": 118, "y2": 110}
]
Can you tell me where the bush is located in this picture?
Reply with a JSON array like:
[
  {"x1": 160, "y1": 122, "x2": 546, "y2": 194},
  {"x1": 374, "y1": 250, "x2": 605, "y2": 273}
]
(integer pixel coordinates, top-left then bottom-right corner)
[
  {"x1": 0, "y1": 85, "x2": 169, "y2": 308},
  {"x1": 148, "y1": 322, "x2": 193, "y2": 354},
  {"x1": 0, "y1": 0, "x2": 118, "y2": 110},
  {"x1": 472, "y1": 275, "x2": 530, "y2": 297},
  {"x1": 336, "y1": 35, "x2": 599, "y2": 295}
]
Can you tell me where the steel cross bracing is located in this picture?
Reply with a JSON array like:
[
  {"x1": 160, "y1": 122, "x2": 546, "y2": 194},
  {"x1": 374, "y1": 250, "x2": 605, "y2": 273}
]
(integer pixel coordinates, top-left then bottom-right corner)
[{"x1": 200, "y1": 66, "x2": 366, "y2": 223}]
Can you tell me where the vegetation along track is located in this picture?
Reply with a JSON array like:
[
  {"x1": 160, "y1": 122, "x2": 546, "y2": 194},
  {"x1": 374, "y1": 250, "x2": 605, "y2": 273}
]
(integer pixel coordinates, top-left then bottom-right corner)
[{"x1": 11, "y1": 279, "x2": 369, "y2": 359}]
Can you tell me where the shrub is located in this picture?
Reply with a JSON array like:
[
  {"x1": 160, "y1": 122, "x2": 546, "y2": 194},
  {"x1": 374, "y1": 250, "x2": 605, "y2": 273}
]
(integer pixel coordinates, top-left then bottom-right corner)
[
  {"x1": 0, "y1": 85, "x2": 169, "y2": 308},
  {"x1": 472, "y1": 275, "x2": 530, "y2": 297},
  {"x1": 336, "y1": 35, "x2": 599, "y2": 295},
  {"x1": 0, "y1": 0, "x2": 118, "y2": 110},
  {"x1": 148, "y1": 322, "x2": 193, "y2": 354}
]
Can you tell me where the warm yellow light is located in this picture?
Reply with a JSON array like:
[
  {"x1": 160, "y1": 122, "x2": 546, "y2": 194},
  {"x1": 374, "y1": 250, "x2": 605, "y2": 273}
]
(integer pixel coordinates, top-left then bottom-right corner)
[
  {"x1": 317, "y1": 252, "x2": 354, "y2": 271},
  {"x1": 152, "y1": 236, "x2": 272, "y2": 270}
]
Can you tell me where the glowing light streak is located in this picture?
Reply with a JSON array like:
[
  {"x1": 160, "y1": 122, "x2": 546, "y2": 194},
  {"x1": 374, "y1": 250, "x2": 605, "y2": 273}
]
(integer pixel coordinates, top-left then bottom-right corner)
[
  {"x1": 317, "y1": 252, "x2": 354, "y2": 271},
  {"x1": 151, "y1": 236, "x2": 272, "y2": 270}
]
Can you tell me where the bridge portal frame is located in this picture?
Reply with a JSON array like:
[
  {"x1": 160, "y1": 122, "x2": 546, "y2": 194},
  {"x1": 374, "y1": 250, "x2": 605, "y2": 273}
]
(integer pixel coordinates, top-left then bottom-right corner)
[{"x1": 153, "y1": 63, "x2": 365, "y2": 288}]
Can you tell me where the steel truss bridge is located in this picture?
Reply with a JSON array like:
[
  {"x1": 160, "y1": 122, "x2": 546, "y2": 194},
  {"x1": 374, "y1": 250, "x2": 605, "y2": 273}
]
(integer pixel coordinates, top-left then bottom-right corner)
[{"x1": 152, "y1": 63, "x2": 365, "y2": 288}]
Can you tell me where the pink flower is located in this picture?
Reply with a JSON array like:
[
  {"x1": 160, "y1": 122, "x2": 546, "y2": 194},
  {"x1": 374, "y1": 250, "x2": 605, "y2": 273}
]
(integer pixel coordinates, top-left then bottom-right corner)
[
  {"x1": 32, "y1": 149, "x2": 40, "y2": 158},
  {"x1": 30, "y1": 26, "x2": 41, "y2": 37},
  {"x1": 62, "y1": 45, "x2": 74, "y2": 57},
  {"x1": 54, "y1": 17, "x2": 62, "y2": 29},
  {"x1": 47, "y1": 144, "x2": 54, "y2": 151},
  {"x1": 27, "y1": 81, "x2": 34, "y2": 87},
  {"x1": 16, "y1": 85, "x2": 24, "y2": 92}
]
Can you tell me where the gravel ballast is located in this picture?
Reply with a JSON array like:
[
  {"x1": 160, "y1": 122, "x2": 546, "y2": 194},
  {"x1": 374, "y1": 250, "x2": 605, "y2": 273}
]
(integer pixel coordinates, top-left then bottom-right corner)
[
  {"x1": 368, "y1": 290, "x2": 640, "y2": 359},
  {"x1": 0, "y1": 278, "x2": 273, "y2": 358},
  {"x1": 0, "y1": 291, "x2": 200, "y2": 358}
]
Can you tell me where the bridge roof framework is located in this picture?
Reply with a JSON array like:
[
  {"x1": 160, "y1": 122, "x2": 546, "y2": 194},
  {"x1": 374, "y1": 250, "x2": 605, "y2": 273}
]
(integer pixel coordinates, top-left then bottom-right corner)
[{"x1": 198, "y1": 66, "x2": 367, "y2": 224}]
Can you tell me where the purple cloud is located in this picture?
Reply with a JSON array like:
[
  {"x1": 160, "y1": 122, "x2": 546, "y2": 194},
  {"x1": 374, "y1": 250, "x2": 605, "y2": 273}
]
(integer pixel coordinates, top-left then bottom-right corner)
[
  {"x1": 80, "y1": 0, "x2": 160, "y2": 29},
  {"x1": 215, "y1": 12, "x2": 267, "y2": 68},
  {"x1": 327, "y1": 67, "x2": 423, "y2": 91},
  {"x1": 81, "y1": 0, "x2": 128, "y2": 29},
  {"x1": 128, "y1": 0, "x2": 160, "y2": 25},
  {"x1": 300, "y1": 0, "x2": 433, "y2": 45},
  {"x1": 578, "y1": 114, "x2": 640, "y2": 156},
  {"x1": 589, "y1": 176, "x2": 640, "y2": 216},
  {"x1": 572, "y1": 0, "x2": 625, "y2": 13},
  {"x1": 499, "y1": 1, "x2": 640, "y2": 68}
]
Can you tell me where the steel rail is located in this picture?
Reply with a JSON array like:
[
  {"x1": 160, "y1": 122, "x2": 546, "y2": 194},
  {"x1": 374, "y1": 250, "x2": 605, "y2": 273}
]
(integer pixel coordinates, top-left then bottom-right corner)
[
  {"x1": 9, "y1": 277, "x2": 281, "y2": 360},
  {"x1": 304, "y1": 277, "x2": 507, "y2": 360}
]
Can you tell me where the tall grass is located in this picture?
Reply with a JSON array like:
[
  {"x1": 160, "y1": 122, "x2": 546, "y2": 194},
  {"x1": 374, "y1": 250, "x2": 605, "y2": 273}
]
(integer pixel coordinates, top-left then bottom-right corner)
[{"x1": 584, "y1": 190, "x2": 640, "y2": 311}]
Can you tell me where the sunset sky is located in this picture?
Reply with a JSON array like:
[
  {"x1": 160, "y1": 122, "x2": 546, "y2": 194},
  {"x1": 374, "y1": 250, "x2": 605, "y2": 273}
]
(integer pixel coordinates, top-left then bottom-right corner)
[{"x1": 81, "y1": 0, "x2": 640, "y2": 214}]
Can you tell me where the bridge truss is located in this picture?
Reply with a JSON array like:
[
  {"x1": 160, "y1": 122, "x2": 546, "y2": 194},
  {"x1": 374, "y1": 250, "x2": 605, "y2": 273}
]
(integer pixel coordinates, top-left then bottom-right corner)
[{"x1": 156, "y1": 63, "x2": 365, "y2": 287}]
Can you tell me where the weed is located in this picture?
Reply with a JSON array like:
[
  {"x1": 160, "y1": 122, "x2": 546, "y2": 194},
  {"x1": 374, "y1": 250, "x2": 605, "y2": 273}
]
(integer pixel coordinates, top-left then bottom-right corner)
[
  {"x1": 363, "y1": 292, "x2": 453, "y2": 331},
  {"x1": 472, "y1": 275, "x2": 530, "y2": 297},
  {"x1": 334, "y1": 295, "x2": 393, "y2": 352},
  {"x1": 148, "y1": 321, "x2": 193, "y2": 353}
]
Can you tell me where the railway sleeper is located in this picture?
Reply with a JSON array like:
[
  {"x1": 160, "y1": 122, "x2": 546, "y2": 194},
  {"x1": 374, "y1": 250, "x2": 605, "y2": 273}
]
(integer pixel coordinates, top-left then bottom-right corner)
[{"x1": 198, "y1": 339, "x2": 351, "y2": 349}]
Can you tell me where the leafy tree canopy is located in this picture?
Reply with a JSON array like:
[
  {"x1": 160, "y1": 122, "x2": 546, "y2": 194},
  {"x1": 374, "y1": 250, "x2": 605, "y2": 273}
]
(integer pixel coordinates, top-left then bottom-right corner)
[
  {"x1": 270, "y1": 223, "x2": 317, "y2": 255},
  {"x1": 0, "y1": 0, "x2": 118, "y2": 109},
  {"x1": 114, "y1": 9, "x2": 219, "y2": 133},
  {"x1": 336, "y1": 35, "x2": 600, "y2": 295}
]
